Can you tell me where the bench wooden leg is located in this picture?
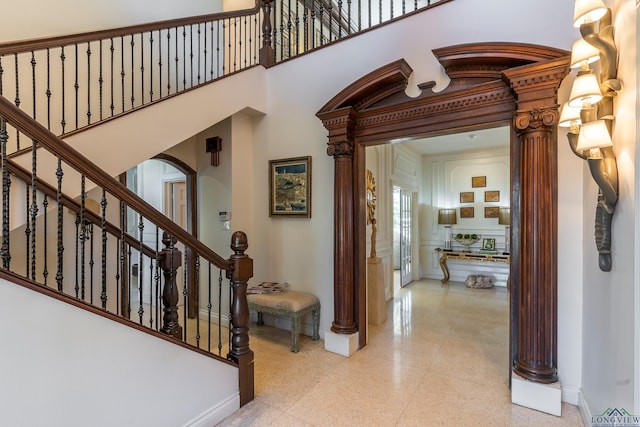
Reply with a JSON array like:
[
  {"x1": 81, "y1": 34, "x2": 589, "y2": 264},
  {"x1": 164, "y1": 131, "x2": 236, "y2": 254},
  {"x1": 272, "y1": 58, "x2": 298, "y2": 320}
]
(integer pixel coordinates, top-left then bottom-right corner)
[
  {"x1": 257, "y1": 311, "x2": 264, "y2": 326},
  {"x1": 312, "y1": 306, "x2": 320, "y2": 341},
  {"x1": 291, "y1": 315, "x2": 300, "y2": 353}
]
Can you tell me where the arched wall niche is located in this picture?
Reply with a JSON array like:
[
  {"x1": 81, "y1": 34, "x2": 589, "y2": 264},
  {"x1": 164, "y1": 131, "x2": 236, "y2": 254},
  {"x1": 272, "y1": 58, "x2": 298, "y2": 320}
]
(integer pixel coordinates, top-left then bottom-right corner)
[{"x1": 317, "y1": 42, "x2": 570, "y2": 384}]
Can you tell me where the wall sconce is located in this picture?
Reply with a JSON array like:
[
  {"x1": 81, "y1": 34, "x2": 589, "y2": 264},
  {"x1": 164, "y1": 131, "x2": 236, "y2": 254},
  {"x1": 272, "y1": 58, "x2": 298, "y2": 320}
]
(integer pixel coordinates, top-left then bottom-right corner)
[
  {"x1": 498, "y1": 207, "x2": 510, "y2": 255},
  {"x1": 206, "y1": 136, "x2": 222, "y2": 166},
  {"x1": 559, "y1": 0, "x2": 621, "y2": 271},
  {"x1": 438, "y1": 208, "x2": 457, "y2": 251}
]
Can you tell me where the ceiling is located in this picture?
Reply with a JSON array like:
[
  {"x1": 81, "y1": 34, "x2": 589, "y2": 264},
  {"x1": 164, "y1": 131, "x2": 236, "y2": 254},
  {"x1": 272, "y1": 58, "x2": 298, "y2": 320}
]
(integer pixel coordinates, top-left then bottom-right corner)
[{"x1": 402, "y1": 126, "x2": 510, "y2": 156}]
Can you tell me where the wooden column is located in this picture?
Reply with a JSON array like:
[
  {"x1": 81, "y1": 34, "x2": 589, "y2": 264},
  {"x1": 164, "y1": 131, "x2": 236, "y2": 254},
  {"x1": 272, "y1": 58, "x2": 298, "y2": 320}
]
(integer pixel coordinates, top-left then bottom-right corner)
[
  {"x1": 504, "y1": 59, "x2": 568, "y2": 383},
  {"x1": 328, "y1": 138, "x2": 357, "y2": 335}
]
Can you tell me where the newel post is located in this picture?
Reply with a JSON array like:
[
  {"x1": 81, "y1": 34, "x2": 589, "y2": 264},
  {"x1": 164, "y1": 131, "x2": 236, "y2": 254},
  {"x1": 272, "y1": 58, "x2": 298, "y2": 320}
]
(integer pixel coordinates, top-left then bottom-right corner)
[
  {"x1": 227, "y1": 231, "x2": 254, "y2": 406},
  {"x1": 159, "y1": 232, "x2": 183, "y2": 339},
  {"x1": 259, "y1": 0, "x2": 275, "y2": 67}
]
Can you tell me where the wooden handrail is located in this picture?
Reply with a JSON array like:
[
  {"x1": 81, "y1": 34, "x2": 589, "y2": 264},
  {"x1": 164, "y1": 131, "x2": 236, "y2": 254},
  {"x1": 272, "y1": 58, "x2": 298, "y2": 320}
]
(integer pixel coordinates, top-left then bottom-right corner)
[
  {"x1": 0, "y1": 95, "x2": 232, "y2": 271},
  {"x1": 0, "y1": 1, "x2": 261, "y2": 55}
]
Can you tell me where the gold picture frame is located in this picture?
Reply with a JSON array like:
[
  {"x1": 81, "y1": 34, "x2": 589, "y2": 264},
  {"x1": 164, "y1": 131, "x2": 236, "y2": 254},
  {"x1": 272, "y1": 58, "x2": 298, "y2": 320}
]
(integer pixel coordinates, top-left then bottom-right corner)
[
  {"x1": 485, "y1": 190, "x2": 500, "y2": 202},
  {"x1": 472, "y1": 176, "x2": 486, "y2": 188},
  {"x1": 269, "y1": 156, "x2": 312, "y2": 217},
  {"x1": 460, "y1": 192, "x2": 474, "y2": 203},
  {"x1": 460, "y1": 207, "x2": 475, "y2": 218},
  {"x1": 484, "y1": 206, "x2": 499, "y2": 218}
]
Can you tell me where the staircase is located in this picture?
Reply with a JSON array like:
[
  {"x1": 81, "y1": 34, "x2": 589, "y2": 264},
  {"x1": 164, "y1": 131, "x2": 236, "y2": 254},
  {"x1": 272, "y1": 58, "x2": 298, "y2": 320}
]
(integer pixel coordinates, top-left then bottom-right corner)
[{"x1": 0, "y1": 1, "x2": 451, "y2": 425}]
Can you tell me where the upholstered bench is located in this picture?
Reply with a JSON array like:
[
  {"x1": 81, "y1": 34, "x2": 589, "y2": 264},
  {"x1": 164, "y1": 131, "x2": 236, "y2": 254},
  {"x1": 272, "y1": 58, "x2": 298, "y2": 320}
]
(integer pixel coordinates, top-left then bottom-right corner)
[{"x1": 247, "y1": 290, "x2": 320, "y2": 352}]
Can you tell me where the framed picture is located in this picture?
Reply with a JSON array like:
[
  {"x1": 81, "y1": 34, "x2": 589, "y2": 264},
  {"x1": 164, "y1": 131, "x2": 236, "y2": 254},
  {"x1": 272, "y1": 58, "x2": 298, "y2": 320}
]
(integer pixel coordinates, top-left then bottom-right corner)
[
  {"x1": 483, "y1": 238, "x2": 496, "y2": 251},
  {"x1": 484, "y1": 206, "x2": 499, "y2": 218},
  {"x1": 460, "y1": 192, "x2": 474, "y2": 203},
  {"x1": 460, "y1": 207, "x2": 474, "y2": 218},
  {"x1": 472, "y1": 176, "x2": 486, "y2": 188},
  {"x1": 269, "y1": 156, "x2": 312, "y2": 217},
  {"x1": 485, "y1": 190, "x2": 500, "y2": 202}
]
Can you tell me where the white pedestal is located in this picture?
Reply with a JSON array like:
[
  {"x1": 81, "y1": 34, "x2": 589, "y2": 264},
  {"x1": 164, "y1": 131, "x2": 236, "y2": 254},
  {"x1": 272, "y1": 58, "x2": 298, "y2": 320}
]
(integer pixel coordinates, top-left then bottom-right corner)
[
  {"x1": 367, "y1": 257, "x2": 387, "y2": 325},
  {"x1": 324, "y1": 331, "x2": 359, "y2": 357},
  {"x1": 511, "y1": 372, "x2": 562, "y2": 416}
]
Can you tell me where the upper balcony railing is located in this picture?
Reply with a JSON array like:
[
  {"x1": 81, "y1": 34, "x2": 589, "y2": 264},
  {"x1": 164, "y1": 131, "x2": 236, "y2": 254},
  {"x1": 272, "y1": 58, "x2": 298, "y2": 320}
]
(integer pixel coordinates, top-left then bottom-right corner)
[{"x1": 0, "y1": 0, "x2": 449, "y2": 142}]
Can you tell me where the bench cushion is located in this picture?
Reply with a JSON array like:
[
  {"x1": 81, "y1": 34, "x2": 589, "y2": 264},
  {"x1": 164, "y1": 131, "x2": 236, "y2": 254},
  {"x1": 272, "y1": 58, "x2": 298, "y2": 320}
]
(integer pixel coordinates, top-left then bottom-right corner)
[{"x1": 247, "y1": 290, "x2": 319, "y2": 312}]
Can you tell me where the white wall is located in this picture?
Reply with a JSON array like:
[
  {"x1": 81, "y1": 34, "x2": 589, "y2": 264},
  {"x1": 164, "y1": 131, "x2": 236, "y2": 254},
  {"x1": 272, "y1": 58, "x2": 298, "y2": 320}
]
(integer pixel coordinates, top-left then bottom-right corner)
[
  {"x1": 0, "y1": 279, "x2": 239, "y2": 427},
  {"x1": 420, "y1": 146, "x2": 511, "y2": 287},
  {"x1": 0, "y1": 0, "x2": 224, "y2": 41},
  {"x1": 579, "y1": 0, "x2": 638, "y2": 416}
]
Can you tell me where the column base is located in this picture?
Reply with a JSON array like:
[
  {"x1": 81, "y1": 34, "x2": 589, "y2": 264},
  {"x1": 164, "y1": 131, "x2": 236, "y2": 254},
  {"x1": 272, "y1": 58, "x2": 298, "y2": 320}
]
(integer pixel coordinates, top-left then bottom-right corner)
[
  {"x1": 512, "y1": 372, "x2": 562, "y2": 416},
  {"x1": 324, "y1": 331, "x2": 359, "y2": 357},
  {"x1": 367, "y1": 257, "x2": 387, "y2": 325}
]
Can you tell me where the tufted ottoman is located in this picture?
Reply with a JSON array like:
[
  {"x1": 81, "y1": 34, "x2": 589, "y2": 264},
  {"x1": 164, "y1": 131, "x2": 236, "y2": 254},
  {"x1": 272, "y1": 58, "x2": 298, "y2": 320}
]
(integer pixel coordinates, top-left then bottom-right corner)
[{"x1": 247, "y1": 290, "x2": 320, "y2": 352}]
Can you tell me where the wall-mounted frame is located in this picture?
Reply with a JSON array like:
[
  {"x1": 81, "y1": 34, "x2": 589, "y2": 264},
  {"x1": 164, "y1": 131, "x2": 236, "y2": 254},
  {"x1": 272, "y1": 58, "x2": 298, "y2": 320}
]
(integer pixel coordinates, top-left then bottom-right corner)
[
  {"x1": 269, "y1": 156, "x2": 312, "y2": 217},
  {"x1": 472, "y1": 176, "x2": 486, "y2": 188},
  {"x1": 484, "y1": 206, "x2": 499, "y2": 218},
  {"x1": 460, "y1": 207, "x2": 474, "y2": 218},
  {"x1": 483, "y1": 238, "x2": 496, "y2": 251},
  {"x1": 485, "y1": 190, "x2": 500, "y2": 202},
  {"x1": 460, "y1": 192, "x2": 474, "y2": 203}
]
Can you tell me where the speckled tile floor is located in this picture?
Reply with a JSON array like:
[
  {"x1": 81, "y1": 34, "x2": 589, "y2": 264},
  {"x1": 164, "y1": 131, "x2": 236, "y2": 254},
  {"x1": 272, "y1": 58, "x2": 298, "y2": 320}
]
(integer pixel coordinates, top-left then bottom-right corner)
[{"x1": 217, "y1": 279, "x2": 584, "y2": 426}]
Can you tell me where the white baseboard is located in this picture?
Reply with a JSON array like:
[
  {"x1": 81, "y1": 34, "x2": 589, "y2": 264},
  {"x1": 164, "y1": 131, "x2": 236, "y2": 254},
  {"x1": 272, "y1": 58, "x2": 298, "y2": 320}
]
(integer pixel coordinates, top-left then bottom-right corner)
[
  {"x1": 182, "y1": 393, "x2": 239, "y2": 427},
  {"x1": 511, "y1": 373, "x2": 562, "y2": 416},
  {"x1": 561, "y1": 384, "x2": 580, "y2": 405},
  {"x1": 578, "y1": 390, "x2": 593, "y2": 427}
]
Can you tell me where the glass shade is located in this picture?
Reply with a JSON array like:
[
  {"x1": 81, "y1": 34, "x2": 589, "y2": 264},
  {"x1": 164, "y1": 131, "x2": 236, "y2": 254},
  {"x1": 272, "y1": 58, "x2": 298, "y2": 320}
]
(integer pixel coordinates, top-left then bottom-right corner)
[
  {"x1": 438, "y1": 208, "x2": 457, "y2": 225},
  {"x1": 558, "y1": 102, "x2": 582, "y2": 128},
  {"x1": 576, "y1": 120, "x2": 613, "y2": 151},
  {"x1": 570, "y1": 39, "x2": 600, "y2": 69},
  {"x1": 498, "y1": 207, "x2": 510, "y2": 226},
  {"x1": 568, "y1": 73, "x2": 603, "y2": 108},
  {"x1": 573, "y1": 0, "x2": 607, "y2": 27}
]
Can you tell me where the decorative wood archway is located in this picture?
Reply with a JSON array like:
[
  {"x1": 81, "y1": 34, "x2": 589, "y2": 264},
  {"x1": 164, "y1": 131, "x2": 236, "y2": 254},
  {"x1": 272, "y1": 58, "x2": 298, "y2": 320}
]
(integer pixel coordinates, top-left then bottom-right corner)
[{"x1": 317, "y1": 42, "x2": 570, "y2": 384}]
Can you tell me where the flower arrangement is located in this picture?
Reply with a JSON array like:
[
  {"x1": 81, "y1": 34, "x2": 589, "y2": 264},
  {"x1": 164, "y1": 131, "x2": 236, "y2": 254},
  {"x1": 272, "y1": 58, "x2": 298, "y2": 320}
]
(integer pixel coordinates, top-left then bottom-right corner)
[{"x1": 453, "y1": 233, "x2": 480, "y2": 252}]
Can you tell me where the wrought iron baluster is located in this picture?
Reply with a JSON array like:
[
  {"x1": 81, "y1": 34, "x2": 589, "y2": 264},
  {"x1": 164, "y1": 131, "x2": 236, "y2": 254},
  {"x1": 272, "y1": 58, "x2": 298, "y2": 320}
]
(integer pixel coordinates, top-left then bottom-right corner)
[
  {"x1": 80, "y1": 176, "x2": 86, "y2": 301},
  {"x1": 74, "y1": 44, "x2": 79, "y2": 130},
  {"x1": 42, "y1": 195, "x2": 48, "y2": 285},
  {"x1": 14, "y1": 53, "x2": 21, "y2": 149},
  {"x1": 157, "y1": 29, "x2": 162, "y2": 100},
  {"x1": 140, "y1": 33, "x2": 145, "y2": 106},
  {"x1": 60, "y1": 47, "x2": 66, "y2": 133},
  {"x1": 119, "y1": 202, "x2": 128, "y2": 318},
  {"x1": 98, "y1": 41, "x2": 103, "y2": 121},
  {"x1": 86, "y1": 42, "x2": 91, "y2": 125},
  {"x1": 25, "y1": 184, "x2": 31, "y2": 278},
  {"x1": 211, "y1": 21, "x2": 216, "y2": 80},
  {"x1": 183, "y1": 248, "x2": 188, "y2": 341},
  {"x1": 89, "y1": 223, "x2": 94, "y2": 304},
  {"x1": 115, "y1": 236, "x2": 120, "y2": 315},
  {"x1": 195, "y1": 254, "x2": 201, "y2": 348},
  {"x1": 167, "y1": 29, "x2": 171, "y2": 95},
  {"x1": 74, "y1": 213, "x2": 80, "y2": 298},
  {"x1": 217, "y1": 21, "x2": 221, "y2": 78},
  {"x1": 311, "y1": 1, "x2": 316, "y2": 49},
  {"x1": 46, "y1": 48, "x2": 51, "y2": 129},
  {"x1": 207, "y1": 262, "x2": 212, "y2": 352},
  {"x1": 197, "y1": 23, "x2": 201, "y2": 85},
  {"x1": 183, "y1": 26, "x2": 187, "y2": 90},
  {"x1": 244, "y1": 15, "x2": 248, "y2": 67},
  {"x1": 149, "y1": 241, "x2": 154, "y2": 329},
  {"x1": 155, "y1": 227, "x2": 160, "y2": 330},
  {"x1": 55, "y1": 158, "x2": 63, "y2": 291},
  {"x1": 318, "y1": 3, "x2": 324, "y2": 47},
  {"x1": 303, "y1": 7, "x2": 309, "y2": 52},
  {"x1": 120, "y1": 37, "x2": 125, "y2": 113},
  {"x1": 287, "y1": 0, "x2": 292, "y2": 58},
  {"x1": 368, "y1": 0, "x2": 371, "y2": 30},
  {"x1": 138, "y1": 215, "x2": 144, "y2": 325},
  {"x1": 175, "y1": 26, "x2": 179, "y2": 93},
  {"x1": 227, "y1": 274, "x2": 232, "y2": 355},
  {"x1": 30, "y1": 138, "x2": 38, "y2": 281},
  {"x1": 101, "y1": 190, "x2": 107, "y2": 309},
  {"x1": 0, "y1": 56, "x2": 3, "y2": 96},
  {"x1": 130, "y1": 34, "x2": 135, "y2": 109},
  {"x1": 338, "y1": 1, "x2": 343, "y2": 39},
  {"x1": 109, "y1": 38, "x2": 115, "y2": 117},
  {"x1": 189, "y1": 25, "x2": 194, "y2": 88},
  {"x1": 1, "y1": 119, "x2": 11, "y2": 270},
  {"x1": 31, "y1": 51, "x2": 37, "y2": 121},
  {"x1": 227, "y1": 19, "x2": 233, "y2": 73},
  {"x1": 218, "y1": 268, "x2": 223, "y2": 356},
  {"x1": 380, "y1": 0, "x2": 383, "y2": 24},
  {"x1": 128, "y1": 244, "x2": 132, "y2": 319},
  {"x1": 328, "y1": 2, "x2": 333, "y2": 42}
]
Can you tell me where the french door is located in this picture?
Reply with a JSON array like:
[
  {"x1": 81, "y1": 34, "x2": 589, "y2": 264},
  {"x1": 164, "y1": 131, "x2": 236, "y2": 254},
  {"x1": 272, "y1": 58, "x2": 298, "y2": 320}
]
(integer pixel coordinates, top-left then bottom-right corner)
[{"x1": 399, "y1": 190, "x2": 412, "y2": 287}]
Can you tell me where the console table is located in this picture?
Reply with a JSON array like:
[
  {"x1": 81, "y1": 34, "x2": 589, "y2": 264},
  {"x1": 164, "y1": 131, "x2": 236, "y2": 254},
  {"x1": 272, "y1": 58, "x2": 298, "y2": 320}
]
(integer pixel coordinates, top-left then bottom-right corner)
[{"x1": 435, "y1": 248, "x2": 510, "y2": 284}]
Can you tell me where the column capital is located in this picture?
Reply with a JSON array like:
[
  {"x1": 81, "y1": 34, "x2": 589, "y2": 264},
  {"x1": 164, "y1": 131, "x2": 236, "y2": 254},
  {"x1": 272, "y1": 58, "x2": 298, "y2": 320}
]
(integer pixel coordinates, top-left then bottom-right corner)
[
  {"x1": 514, "y1": 107, "x2": 559, "y2": 131},
  {"x1": 327, "y1": 140, "x2": 355, "y2": 157}
]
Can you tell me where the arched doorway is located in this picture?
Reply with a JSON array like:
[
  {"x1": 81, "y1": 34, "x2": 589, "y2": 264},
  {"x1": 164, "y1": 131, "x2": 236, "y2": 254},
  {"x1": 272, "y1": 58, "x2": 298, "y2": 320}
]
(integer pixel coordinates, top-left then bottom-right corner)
[{"x1": 317, "y1": 42, "x2": 570, "y2": 385}]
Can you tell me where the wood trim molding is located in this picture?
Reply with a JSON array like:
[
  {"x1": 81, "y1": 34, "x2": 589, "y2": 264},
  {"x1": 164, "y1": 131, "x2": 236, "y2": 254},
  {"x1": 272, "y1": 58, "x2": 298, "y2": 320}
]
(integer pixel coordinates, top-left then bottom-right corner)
[{"x1": 317, "y1": 42, "x2": 570, "y2": 381}]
